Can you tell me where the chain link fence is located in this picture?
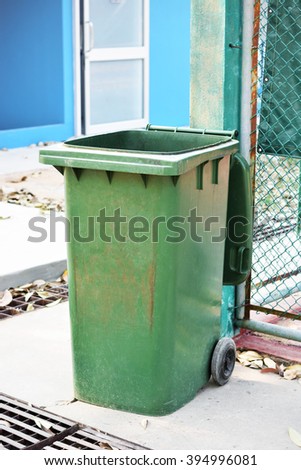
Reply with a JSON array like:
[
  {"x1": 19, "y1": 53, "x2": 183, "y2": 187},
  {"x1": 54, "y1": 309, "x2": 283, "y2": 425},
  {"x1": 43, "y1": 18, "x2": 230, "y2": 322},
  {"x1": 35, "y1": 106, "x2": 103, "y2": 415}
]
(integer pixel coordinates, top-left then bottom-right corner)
[{"x1": 248, "y1": 0, "x2": 301, "y2": 321}]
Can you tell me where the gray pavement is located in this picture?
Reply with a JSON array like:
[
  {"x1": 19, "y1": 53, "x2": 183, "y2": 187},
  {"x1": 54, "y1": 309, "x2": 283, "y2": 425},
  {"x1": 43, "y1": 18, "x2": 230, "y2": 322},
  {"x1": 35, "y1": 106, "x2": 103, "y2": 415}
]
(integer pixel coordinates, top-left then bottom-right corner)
[
  {"x1": 0, "y1": 202, "x2": 66, "y2": 290},
  {"x1": 0, "y1": 303, "x2": 300, "y2": 450},
  {"x1": 0, "y1": 146, "x2": 45, "y2": 175},
  {"x1": 0, "y1": 146, "x2": 66, "y2": 290}
]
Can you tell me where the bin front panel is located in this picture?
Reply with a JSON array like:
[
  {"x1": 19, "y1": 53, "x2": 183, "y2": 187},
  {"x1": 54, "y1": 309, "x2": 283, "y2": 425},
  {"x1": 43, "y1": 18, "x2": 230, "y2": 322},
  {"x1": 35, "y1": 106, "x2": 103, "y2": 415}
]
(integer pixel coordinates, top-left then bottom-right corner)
[{"x1": 65, "y1": 154, "x2": 230, "y2": 415}]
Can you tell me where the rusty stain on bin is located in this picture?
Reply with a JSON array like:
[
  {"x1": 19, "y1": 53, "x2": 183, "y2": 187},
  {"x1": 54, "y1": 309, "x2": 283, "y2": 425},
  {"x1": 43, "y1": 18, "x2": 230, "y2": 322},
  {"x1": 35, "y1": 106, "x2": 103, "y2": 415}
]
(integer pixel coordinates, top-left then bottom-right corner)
[{"x1": 148, "y1": 261, "x2": 156, "y2": 330}]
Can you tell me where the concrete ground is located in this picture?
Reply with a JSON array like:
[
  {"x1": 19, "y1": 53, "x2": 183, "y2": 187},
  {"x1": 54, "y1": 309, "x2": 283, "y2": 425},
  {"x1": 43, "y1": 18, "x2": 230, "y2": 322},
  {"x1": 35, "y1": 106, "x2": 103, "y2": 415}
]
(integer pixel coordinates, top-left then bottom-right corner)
[
  {"x1": 0, "y1": 146, "x2": 46, "y2": 175},
  {"x1": 0, "y1": 146, "x2": 301, "y2": 450},
  {"x1": 0, "y1": 202, "x2": 66, "y2": 290},
  {"x1": 0, "y1": 302, "x2": 300, "y2": 450},
  {"x1": 0, "y1": 146, "x2": 66, "y2": 290}
]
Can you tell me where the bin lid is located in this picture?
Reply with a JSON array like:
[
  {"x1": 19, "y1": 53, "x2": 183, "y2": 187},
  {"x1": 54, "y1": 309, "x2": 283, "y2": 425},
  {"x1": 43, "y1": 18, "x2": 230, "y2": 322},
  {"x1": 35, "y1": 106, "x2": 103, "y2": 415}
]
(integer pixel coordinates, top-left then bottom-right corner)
[{"x1": 39, "y1": 126, "x2": 239, "y2": 176}]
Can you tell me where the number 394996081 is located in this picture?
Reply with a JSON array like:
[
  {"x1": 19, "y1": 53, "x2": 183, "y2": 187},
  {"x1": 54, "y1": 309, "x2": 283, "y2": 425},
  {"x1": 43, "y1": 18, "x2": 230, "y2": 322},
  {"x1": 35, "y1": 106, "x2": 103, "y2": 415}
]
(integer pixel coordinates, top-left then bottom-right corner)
[{"x1": 185, "y1": 454, "x2": 257, "y2": 466}]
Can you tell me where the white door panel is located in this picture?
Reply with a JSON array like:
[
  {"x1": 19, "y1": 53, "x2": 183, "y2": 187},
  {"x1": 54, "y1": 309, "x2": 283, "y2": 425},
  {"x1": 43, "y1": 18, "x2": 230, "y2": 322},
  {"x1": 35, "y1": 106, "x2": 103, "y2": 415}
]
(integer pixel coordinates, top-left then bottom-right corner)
[
  {"x1": 82, "y1": 0, "x2": 149, "y2": 135},
  {"x1": 90, "y1": 0, "x2": 143, "y2": 48}
]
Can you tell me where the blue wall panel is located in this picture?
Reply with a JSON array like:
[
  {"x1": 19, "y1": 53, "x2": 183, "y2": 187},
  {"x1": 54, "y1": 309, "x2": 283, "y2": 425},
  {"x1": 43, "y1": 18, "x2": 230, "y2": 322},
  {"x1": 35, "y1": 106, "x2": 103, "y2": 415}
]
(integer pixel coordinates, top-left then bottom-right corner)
[
  {"x1": 150, "y1": 0, "x2": 191, "y2": 127},
  {"x1": 0, "y1": 0, "x2": 190, "y2": 148},
  {"x1": 0, "y1": 0, "x2": 74, "y2": 148}
]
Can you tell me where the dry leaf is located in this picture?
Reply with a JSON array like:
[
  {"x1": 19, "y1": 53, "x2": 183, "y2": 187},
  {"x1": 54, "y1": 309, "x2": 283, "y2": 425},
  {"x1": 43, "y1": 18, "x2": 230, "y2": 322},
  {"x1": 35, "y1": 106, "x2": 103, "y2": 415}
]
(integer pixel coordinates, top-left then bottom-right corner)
[
  {"x1": 7, "y1": 308, "x2": 21, "y2": 316},
  {"x1": 47, "y1": 281, "x2": 62, "y2": 288},
  {"x1": 249, "y1": 359, "x2": 263, "y2": 369},
  {"x1": 34, "y1": 418, "x2": 54, "y2": 434},
  {"x1": 33, "y1": 279, "x2": 46, "y2": 287},
  {"x1": 7, "y1": 191, "x2": 20, "y2": 200},
  {"x1": 99, "y1": 442, "x2": 113, "y2": 450},
  {"x1": 263, "y1": 357, "x2": 276, "y2": 369},
  {"x1": 286, "y1": 364, "x2": 301, "y2": 377},
  {"x1": 237, "y1": 357, "x2": 252, "y2": 367},
  {"x1": 288, "y1": 427, "x2": 301, "y2": 448},
  {"x1": 284, "y1": 369, "x2": 299, "y2": 380},
  {"x1": 13, "y1": 287, "x2": 29, "y2": 294},
  {"x1": 62, "y1": 270, "x2": 68, "y2": 283},
  {"x1": 55, "y1": 399, "x2": 74, "y2": 406},
  {"x1": 140, "y1": 419, "x2": 148, "y2": 430},
  {"x1": 0, "y1": 420, "x2": 11, "y2": 427},
  {"x1": 9, "y1": 176, "x2": 27, "y2": 183},
  {"x1": 46, "y1": 298, "x2": 62, "y2": 308},
  {"x1": 261, "y1": 367, "x2": 278, "y2": 374},
  {"x1": 0, "y1": 290, "x2": 12, "y2": 307},
  {"x1": 26, "y1": 304, "x2": 35, "y2": 312},
  {"x1": 36, "y1": 291, "x2": 50, "y2": 299},
  {"x1": 25, "y1": 291, "x2": 34, "y2": 302},
  {"x1": 277, "y1": 364, "x2": 286, "y2": 377},
  {"x1": 237, "y1": 350, "x2": 263, "y2": 362},
  {"x1": 19, "y1": 283, "x2": 34, "y2": 290}
]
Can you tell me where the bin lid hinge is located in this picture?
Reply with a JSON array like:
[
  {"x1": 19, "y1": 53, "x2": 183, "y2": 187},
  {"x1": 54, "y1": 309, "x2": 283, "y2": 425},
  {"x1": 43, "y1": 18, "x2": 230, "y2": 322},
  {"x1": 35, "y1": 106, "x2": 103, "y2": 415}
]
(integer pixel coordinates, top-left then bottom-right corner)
[{"x1": 146, "y1": 124, "x2": 238, "y2": 139}]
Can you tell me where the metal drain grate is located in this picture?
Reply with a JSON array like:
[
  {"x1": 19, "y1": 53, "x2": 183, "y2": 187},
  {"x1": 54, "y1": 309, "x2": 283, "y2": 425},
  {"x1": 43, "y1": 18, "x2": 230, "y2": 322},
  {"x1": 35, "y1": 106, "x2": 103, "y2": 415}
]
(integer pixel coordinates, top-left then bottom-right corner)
[
  {"x1": 0, "y1": 284, "x2": 68, "y2": 320},
  {"x1": 0, "y1": 394, "x2": 148, "y2": 450},
  {"x1": 0, "y1": 394, "x2": 78, "y2": 450},
  {"x1": 44, "y1": 428, "x2": 145, "y2": 451}
]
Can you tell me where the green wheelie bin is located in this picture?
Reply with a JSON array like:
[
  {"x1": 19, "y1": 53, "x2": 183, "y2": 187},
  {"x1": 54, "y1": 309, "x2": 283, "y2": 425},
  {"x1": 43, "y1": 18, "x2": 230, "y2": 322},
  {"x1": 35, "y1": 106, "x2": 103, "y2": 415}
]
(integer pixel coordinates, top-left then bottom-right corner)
[{"x1": 40, "y1": 125, "x2": 251, "y2": 416}]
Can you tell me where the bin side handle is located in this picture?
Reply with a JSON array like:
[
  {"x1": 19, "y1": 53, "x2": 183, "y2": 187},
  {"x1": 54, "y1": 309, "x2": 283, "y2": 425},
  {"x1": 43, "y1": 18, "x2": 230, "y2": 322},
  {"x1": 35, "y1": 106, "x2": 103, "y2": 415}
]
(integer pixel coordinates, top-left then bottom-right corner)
[{"x1": 229, "y1": 246, "x2": 251, "y2": 275}]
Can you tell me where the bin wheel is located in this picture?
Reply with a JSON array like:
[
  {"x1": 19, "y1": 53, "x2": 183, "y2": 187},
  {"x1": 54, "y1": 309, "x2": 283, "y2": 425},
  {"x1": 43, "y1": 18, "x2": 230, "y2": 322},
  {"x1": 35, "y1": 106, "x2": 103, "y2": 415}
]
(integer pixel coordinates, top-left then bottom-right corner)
[{"x1": 211, "y1": 338, "x2": 236, "y2": 386}]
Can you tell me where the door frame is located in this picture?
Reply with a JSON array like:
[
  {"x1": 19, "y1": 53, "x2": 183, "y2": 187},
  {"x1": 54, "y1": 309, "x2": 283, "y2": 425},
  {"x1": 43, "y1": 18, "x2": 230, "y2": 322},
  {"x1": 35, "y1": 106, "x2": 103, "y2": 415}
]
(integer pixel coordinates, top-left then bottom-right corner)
[{"x1": 73, "y1": 0, "x2": 82, "y2": 138}]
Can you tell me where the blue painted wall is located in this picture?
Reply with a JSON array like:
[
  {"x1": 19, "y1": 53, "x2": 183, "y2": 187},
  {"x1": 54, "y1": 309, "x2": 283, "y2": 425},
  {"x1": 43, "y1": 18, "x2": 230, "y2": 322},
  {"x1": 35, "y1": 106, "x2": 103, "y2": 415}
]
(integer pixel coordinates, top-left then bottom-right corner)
[
  {"x1": 0, "y1": 0, "x2": 190, "y2": 148},
  {"x1": 0, "y1": 0, "x2": 74, "y2": 148},
  {"x1": 150, "y1": 0, "x2": 191, "y2": 126}
]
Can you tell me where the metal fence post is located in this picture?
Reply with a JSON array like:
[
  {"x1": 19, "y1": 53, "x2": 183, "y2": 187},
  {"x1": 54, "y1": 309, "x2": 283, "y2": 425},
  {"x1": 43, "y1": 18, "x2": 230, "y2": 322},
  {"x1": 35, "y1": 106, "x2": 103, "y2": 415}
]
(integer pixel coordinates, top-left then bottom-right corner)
[{"x1": 190, "y1": 0, "x2": 243, "y2": 337}]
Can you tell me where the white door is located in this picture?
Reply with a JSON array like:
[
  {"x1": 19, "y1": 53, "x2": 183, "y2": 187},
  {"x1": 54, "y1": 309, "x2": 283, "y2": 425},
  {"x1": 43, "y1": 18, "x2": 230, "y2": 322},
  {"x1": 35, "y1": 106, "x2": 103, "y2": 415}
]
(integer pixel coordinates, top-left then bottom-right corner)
[{"x1": 82, "y1": 0, "x2": 149, "y2": 135}]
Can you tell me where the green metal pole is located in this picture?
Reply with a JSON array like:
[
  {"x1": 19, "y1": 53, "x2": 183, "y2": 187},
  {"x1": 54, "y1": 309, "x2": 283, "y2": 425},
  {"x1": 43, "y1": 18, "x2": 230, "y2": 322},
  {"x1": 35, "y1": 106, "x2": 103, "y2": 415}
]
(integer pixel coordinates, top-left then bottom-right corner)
[
  {"x1": 190, "y1": 0, "x2": 243, "y2": 337},
  {"x1": 236, "y1": 319, "x2": 301, "y2": 343},
  {"x1": 223, "y1": 0, "x2": 243, "y2": 131},
  {"x1": 190, "y1": 0, "x2": 242, "y2": 131},
  {"x1": 190, "y1": 0, "x2": 226, "y2": 129}
]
